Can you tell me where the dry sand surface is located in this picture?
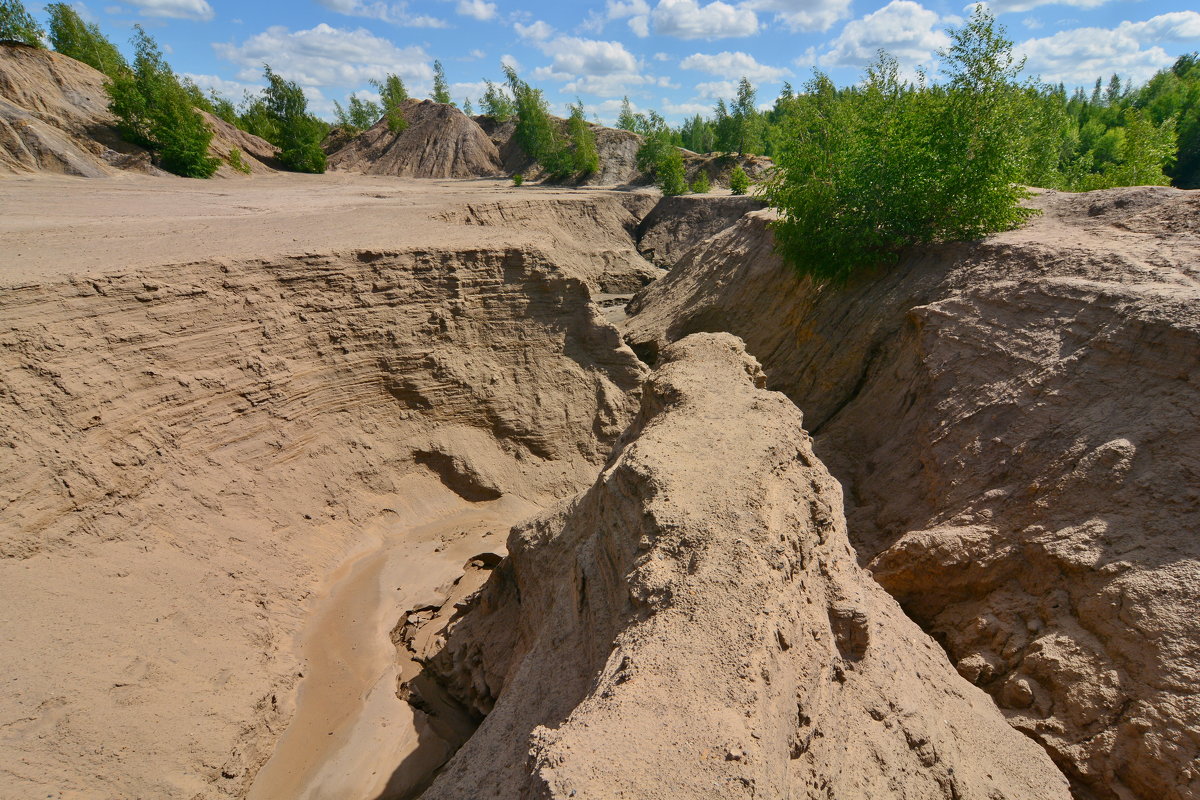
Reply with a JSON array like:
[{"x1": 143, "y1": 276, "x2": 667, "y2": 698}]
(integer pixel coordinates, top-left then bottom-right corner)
[{"x1": 0, "y1": 173, "x2": 652, "y2": 799}]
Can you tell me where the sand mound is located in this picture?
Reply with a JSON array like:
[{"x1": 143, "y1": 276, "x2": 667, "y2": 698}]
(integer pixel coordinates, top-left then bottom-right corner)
[
  {"x1": 0, "y1": 42, "x2": 153, "y2": 176},
  {"x1": 623, "y1": 186, "x2": 1200, "y2": 800},
  {"x1": 478, "y1": 115, "x2": 643, "y2": 186},
  {"x1": 0, "y1": 42, "x2": 278, "y2": 178},
  {"x1": 327, "y1": 99, "x2": 502, "y2": 178},
  {"x1": 406, "y1": 332, "x2": 1071, "y2": 800}
]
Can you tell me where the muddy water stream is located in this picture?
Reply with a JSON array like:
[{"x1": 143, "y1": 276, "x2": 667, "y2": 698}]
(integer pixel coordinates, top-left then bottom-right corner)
[{"x1": 248, "y1": 487, "x2": 535, "y2": 800}]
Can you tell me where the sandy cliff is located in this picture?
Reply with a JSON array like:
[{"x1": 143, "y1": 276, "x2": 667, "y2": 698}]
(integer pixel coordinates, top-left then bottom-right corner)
[{"x1": 624, "y1": 187, "x2": 1200, "y2": 800}]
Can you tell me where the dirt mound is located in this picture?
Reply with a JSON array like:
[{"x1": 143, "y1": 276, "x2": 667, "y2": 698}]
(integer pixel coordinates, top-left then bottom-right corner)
[
  {"x1": 623, "y1": 187, "x2": 1200, "y2": 800},
  {"x1": 0, "y1": 42, "x2": 153, "y2": 176},
  {"x1": 200, "y1": 110, "x2": 280, "y2": 176},
  {"x1": 406, "y1": 332, "x2": 1071, "y2": 799},
  {"x1": 328, "y1": 99, "x2": 502, "y2": 178},
  {"x1": 477, "y1": 114, "x2": 643, "y2": 185},
  {"x1": 637, "y1": 194, "x2": 767, "y2": 266},
  {"x1": 683, "y1": 151, "x2": 774, "y2": 188},
  {"x1": 0, "y1": 42, "x2": 278, "y2": 178}
]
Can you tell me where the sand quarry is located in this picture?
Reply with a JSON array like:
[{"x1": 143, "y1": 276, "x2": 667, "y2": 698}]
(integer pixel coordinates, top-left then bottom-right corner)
[{"x1": 3, "y1": 42, "x2": 1200, "y2": 800}]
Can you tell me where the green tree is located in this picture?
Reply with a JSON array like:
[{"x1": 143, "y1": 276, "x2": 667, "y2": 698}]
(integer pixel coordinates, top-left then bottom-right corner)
[
  {"x1": 45, "y1": 3, "x2": 125, "y2": 77},
  {"x1": 635, "y1": 112, "x2": 685, "y2": 195},
  {"x1": 765, "y1": 8, "x2": 1036, "y2": 284},
  {"x1": 0, "y1": 0, "x2": 43, "y2": 47},
  {"x1": 370, "y1": 73, "x2": 409, "y2": 132},
  {"x1": 480, "y1": 80, "x2": 514, "y2": 120},
  {"x1": 690, "y1": 169, "x2": 711, "y2": 193},
  {"x1": 462, "y1": 96, "x2": 473, "y2": 115},
  {"x1": 616, "y1": 96, "x2": 637, "y2": 131},
  {"x1": 567, "y1": 99, "x2": 600, "y2": 176},
  {"x1": 681, "y1": 113, "x2": 715, "y2": 153},
  {"x1": 106, "y1": 25, "x2": 218, "y2": 178},
  {"x1": 261, "y1": 65, "x2": 326, "y2": 173},
  {"x1": 729, "y1": 164, "x2": 749, "y2": 195},
  {"x1": 334, "y1": 93, "x2": 382, "y2": 132},
  {"x1": 731, "y1": 77, "x2": 762, "y2": 155},
  {"x1": 431, "y1": 59, "x2": 452, "y2": 104},
  {"x1": 504, "y1": 64, "x2": 570, "y2": 177}
]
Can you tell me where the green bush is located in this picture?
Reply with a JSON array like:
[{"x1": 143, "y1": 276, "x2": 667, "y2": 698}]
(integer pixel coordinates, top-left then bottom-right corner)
[
  {"x1": 334, "y1": 93, "x2": 382, "y2": 133},
  {"x1": 46, "y1": 3, "x2": 125, "y2": 77},
  {"x1": 480, "y1": 80, "x2": 514, "y2": 121},
  {"x1": 729, "y1": 165, "x2": 749, "y2": 195},
  {"x1": 504, "y1": 65, "x2": 571, "y2": 177},
  {"x1": 227, "y1": 147, "x2": 252, "y2": 174},
  {"x1": 690, "y1": 170, "x2": 711, "y2": 194},
  {"x1": 765, "y1": 7, "x2": 1035, "y2": 283},
  {"x1": 512, "y1": 172, "x2": 523, "y2": 186},
  {"x1": 261, "y1": 66, "x2": 326, "y2": 173},
  {"x1": 106, "y1": 26, "x2": 219, "y2": 178},
  {"x1": 0, "y1": 0, "x2": 43, "y2": 47}
]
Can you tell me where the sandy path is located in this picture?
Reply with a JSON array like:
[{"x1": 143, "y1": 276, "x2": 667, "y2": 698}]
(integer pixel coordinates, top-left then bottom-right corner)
[{"x1": 247, "y1": 494, "x2": 534, "y2": 800}]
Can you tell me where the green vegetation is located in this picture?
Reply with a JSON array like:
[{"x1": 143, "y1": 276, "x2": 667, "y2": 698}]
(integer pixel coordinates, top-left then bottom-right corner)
[
  {"x1": 765, "y1": 8, "x2": 1033, "y2": 283},
  {"x1": 334, "y1": 93, "x2": 382, "y2": 132},
  {"x1": 729, "y1": 165, "x2": 749, "y2": 195},
  {"x1": 259, "y1": 65, "x2": 326, "y2": 173},
  {"x1": 512, "y1": 172, "x2": 523, "y2": 186},
  {"x1": 0, "y1": 0, "x2": 43, "y2": 47},
  {"x1": 690, "y1": 170, "x2": 711, "y2": 194},
  {"x1": 227, "y1": 147, "x2": 252, "y2": 174},
  {"x1": 45, "y1": 3, "x2": 124, "y2": 77},
  {"x1": 370, "y1": 73, "x2": 409, "y2": 132},
  {"x1": 431, "y1": 59, "x2": 452, "y2": 104},
  {"x1": 462, "y1": 97, "x2": 473, "y2": 115},
  {"x1": 480, "y1": 80, "x2": 515, "y2": 121},
  {"x1": 567, "y1": 100, "x2": 599, "y2": 177},
  {"x1": 106, "y1": 26, "x2": 218, "y2": 178}
]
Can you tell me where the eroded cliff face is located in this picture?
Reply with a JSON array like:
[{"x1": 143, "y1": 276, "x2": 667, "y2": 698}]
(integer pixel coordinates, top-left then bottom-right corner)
[
  {"x1": 623, "y1": 188, "x2": 1200, "y2": 800},
  {"x1": 407, "y1": 333, "x2": 1071, "y2": 800},
  {"x1": 0, "y1": 244, "x2": 645, "y2": 798}
]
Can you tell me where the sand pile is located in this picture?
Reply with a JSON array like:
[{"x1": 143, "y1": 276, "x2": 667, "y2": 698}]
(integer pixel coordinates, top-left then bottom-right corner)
[
  {"x1": 405, "y1": 333, "x2": 1071, "y2": 800},
  {"x1": 327, "y1": 99, "x2": 503, "y2": 179},
  {"x1": 0, "y1": 42, "x2": 278, "y2": 178},
  {"x1": 624, "y1": 186, "x2": 1200, "y2": 800}
]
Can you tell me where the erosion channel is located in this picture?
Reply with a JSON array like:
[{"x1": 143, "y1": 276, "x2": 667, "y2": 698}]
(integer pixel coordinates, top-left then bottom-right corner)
[{"x1": 2, "y1": 177, "x2": 1198, "y2": 800}]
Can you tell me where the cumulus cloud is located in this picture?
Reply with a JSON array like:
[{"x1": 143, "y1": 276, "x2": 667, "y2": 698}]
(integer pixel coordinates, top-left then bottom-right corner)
[
  {"x1": 540, "y1": 36, "x2": 640, "y2": 76},
  {"x1": 695, "y1": 79, "x2": 740, "y2": 98},
  {"x1": 181, "y1": 73, "x2": 260, "y2": 99},
  {"x1": 680, "y1": 50, "x2": 791, "y2": 81},
  {"x1": 818, "y1": 0, "x2": 950, "y2": 72},
  {"x1": 214, "y1": 23, "x2": 432, "y2": 88},
  {"x1": 313, "y1": 0, "x2": 446, "y2": 27},
  {"x1": 582, "y1": 0, "x2": 652, "y2": 36},
  {"x1": 514, "y1": 19, "x2": 554, "y2": 40},
  {"x1": 742, "y1": 0, "x2": 852, "y2": 32},
  {"x1": 651, "y1": 0, "x2": 759, "y2": 39},
  {"x1": 1017, "y1": 11, "x2": 1200, "y2": 85},
  {"x1": 121, "y1": 0, "x2": 214, "y2": 21},
  {"x1": 456, "y1": 0, "x2": 497, "y2": 21}
]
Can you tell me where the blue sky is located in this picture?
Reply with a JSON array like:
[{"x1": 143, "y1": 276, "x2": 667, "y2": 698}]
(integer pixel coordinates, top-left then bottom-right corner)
[{"x1": 26, "y1": 0, "x2": 1200, "y2": 122}]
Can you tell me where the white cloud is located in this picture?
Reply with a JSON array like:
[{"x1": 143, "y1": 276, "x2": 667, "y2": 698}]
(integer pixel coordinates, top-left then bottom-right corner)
[
  {"x1": 651, "y1": 0, "x2": 759, "y2": 39},
  {"x1": 214, "y1": 24, "x2": 432, "y2": 88},
  {"x1": 980, "y1": 0, "x2": 1113, "y2": 14},
  {"x1": 540, "y1": 36, "x2": 640, "y2": 76},
  {"x1": 663, "y1": 99, "x2": 713, "y2": 115},
  {"x1": 742, "y1": 0, "x2": 852, "y2": 32},
  {"x1": 121, "y1": 0, "x2": 213, "y2": 20},
  {"x1": 818, "y1": 0, "x2": 950, "y2": 72},
  {"x1": 653, "y1": 51, "x2": 671, "y2": 61},
  {"x1": 450, "y1": 80, "x2": 490, "y2": 100},
  {"x1": 456, "y1": 0, "x2": 497, "y2": 21},
  {"x1": 181, "y1": 73, "x2": 260, "y2": 100},
  {"x1": 582, "y1": 0, "x2": 652, "y2": 36},
  {"x1": 680, "y1": 50, "x2": 791, "y2": 81},
  {"x1": 1017, "y1": 12, "x2": 1200, "y2": 86},
  {"x1": 695, "y1": 79, "x2": 739, "y2": 98},
  {"x1": 1022, "y1": 16, "x2": 1043, "y2": 29},
  {"x1": 514, "y1": 19, "x2": 554, "y2": 40},
  {"x1": 314, "y1": 0, "x2": 446, "y2": 26},
  {"x1": 500, "y1": 53, "x2": 520, "y2": 70}
]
